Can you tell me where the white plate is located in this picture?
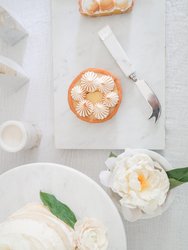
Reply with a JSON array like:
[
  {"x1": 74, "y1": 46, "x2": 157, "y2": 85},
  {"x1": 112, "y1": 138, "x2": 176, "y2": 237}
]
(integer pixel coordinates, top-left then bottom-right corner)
[{"x1": 0, "y1": 163, "x2": 127, "y2": 250}]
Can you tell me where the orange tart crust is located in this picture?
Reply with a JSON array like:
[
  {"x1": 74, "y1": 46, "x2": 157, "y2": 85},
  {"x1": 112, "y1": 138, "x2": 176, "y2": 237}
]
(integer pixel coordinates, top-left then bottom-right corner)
[{"x1": 68, "y1": 68, "x2": 122, "y2": 123}]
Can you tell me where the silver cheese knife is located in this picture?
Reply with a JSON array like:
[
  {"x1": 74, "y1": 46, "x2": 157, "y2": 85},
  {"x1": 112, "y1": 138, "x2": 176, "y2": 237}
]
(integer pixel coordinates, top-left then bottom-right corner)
[{"x1": 98, "y1": 25, "x2": 161, "y2": 123}]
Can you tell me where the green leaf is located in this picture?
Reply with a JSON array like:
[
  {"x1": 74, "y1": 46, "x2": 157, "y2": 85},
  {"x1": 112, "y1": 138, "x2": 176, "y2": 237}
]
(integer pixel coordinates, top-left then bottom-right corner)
[
  {"x1": 167, "y1": 167, "x2": 188, "y2": 189},
  {"x1": 40, "y1": 191, "x2": 77, "y2": 228},
  {"x1": 109, "y1": 152, "x2": 117, "y2": 158},
  {"x1": 169, "y1": 178, "x2": 184, "y2": 189}
]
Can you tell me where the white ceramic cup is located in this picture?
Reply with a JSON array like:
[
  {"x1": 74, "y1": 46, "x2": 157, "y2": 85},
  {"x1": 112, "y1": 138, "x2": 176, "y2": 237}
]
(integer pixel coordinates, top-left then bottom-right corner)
[{"x1": 0, "y1": 121, "x2": 41, "y2": 153}]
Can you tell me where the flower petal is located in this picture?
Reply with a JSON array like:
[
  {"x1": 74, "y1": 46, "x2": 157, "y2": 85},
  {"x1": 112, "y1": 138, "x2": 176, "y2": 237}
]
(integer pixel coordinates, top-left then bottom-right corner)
[
  {"x1": 117, "y1": 150, "x2": 133, "y2": 161},
  {"x1": 105, "y1": 157, "x2": 117, "y2": 170},
  {"x1": 124, "y1": 148, "x2": 134, "y2": 157},
  {"x1": 99, "y1": 171, "x2": 112, "y2": 187},
  {"x1": 121, "y1": 205, "x2": 143, "y2": 222}
]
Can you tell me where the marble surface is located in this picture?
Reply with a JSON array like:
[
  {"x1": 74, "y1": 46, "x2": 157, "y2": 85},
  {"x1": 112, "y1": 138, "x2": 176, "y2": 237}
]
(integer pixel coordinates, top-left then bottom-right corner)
[
  {"x1": 53, "y1": 0, "x2": 165, "y2": 149},
  {"x1": 0, "y1": 6, "x2": 27, "y2": 46},
  {"x1": 0, "y1": 55, "x2": 29, "y2": 94},
  {"x1": 0, "y1": 0, "x2": 188, "y2": 250},
  {"x1": 0, "y1": 163, "x2": 127, "y2": 250}
]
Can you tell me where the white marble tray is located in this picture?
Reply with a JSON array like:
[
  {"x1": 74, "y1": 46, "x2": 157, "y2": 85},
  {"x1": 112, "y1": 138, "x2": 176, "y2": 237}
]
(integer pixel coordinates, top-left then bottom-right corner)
[
  {"x1": 0, "y1": 163, "x2": 127, "y2": 250},
  {"x1": 52, "y1": 0, "x2": 165, "y2": 149}
]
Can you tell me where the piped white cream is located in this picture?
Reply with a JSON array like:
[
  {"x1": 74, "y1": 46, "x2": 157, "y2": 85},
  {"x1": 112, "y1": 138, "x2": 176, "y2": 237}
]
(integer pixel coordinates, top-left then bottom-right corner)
[
  {"x1": 93, "y1": 103, "x2": 109, "y2": 120},
  {"x1": 81, "y1": 71, "x2": 98, "y2": 92},
  {"x1": 71, "y1": 86, "x2": 85, "y2": 101},
  {"x1": 76, "y1": 100, "x2": 94, "y2": 117},
  {"x1": 115, "y1": 0, "x2": 132, "y2": 9},
  {"x1": 103, "y1": 92, "x2": 119, "y2": 107},
  {"x1": 97, "y1": 75, "x2": 115, "y2": 94},
  {"x1": 82, "y1": 0, "x2": 99, "y2": 13}
]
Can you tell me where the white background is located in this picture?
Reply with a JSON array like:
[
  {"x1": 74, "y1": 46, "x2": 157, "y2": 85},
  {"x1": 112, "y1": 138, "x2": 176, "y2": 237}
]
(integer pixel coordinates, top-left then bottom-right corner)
[{"x1": 0, "y1": 0, "x2": 188, "y2": 249}]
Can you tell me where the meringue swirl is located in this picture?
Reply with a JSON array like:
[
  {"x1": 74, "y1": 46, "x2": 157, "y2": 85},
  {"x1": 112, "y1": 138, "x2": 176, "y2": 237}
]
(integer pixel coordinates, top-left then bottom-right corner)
[
  {"x1": 115, "y1": 0, "x2": 133, "y2": 10},
  {"x1": 97, "y1": 75, "x2": 115, "y2": 94},
  {"x1": 103, "y1": 92, "x2": 119, "y2": 107},
  {"x1": 81, "y1": 71, "x2": 98, "y2": 92},
  {"x1": 76, "y1": 100, "x2": 94, "y2": 117},
  {"x1": 82, "y1": 0, "x2": 99, "y2": 13},
  {"x1": 71, "y1": 86, "x2": 86, "y2": 101},
  {"x1": 93, "y1": 103, "x2": 109, "y2": 120}
]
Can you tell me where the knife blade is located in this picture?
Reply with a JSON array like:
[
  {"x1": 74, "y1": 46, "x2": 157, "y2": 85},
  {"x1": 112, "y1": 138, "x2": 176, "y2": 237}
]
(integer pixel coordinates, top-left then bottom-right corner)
[{"x1": 98, "y1": 25, "x2": 161, "y2": 122}]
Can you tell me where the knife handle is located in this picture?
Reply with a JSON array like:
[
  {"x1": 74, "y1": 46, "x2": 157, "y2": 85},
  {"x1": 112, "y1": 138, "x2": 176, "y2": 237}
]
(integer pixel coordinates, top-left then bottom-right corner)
[{"x1": 98, "y1": 25, "x2": 135, "y2": 77}]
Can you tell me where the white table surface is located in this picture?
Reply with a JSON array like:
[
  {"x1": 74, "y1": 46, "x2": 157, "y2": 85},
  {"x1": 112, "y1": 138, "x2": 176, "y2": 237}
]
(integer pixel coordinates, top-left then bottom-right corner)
[{"x1": 0, "y1": 0, "x2": 188, "y2": 250}]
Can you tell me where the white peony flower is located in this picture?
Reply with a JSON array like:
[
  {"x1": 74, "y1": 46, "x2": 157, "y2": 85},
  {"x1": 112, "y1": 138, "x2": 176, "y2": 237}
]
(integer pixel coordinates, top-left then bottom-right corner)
[
  {"x1": 74, "y1": 218, "x2": 108, "y2": 250},
  {"x1": 100, "y1": 149, "x2": 170, "y2": 222}
]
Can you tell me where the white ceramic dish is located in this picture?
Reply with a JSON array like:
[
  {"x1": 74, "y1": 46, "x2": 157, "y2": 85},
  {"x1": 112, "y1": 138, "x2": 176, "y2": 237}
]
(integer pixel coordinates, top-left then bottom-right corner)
[{"x1": 0, "y1": 162, "x2": 127, "y2": 250}]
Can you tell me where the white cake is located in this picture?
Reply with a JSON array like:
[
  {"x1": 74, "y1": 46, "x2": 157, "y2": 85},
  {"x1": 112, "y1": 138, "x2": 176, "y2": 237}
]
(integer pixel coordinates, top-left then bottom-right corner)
[{"x1": 0, "y1": 203, "x2": 75, "y2": 250}]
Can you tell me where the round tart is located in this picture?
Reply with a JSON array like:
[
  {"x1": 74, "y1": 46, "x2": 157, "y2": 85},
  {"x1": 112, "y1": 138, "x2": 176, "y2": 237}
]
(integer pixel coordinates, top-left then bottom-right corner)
[
  {"x1": 79, "y1": 0, "x2": 134, "y2": 17},
  {"x1": 68, "y1": 68, "x2": 122, "y2": 123}
]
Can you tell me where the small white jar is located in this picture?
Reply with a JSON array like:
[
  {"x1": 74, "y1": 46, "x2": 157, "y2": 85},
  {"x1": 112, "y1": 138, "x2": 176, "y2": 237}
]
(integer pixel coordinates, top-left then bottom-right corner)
[
  {"x1": 0, "y1": 121, "x2": 41, "y2": 153},
  {"x1": 100, "y1": 149, "x2": 176, "y2": 222}
]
